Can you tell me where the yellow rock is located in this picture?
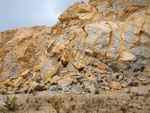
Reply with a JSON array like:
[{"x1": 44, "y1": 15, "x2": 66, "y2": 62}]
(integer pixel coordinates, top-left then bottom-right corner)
[
  {"x1": 76, "y1": 13, "x2": 94, "y2": 20},
  {"x1": 43, "y1": 62, "x2": 61, "y2": 82},
  {"x1": 138, "y1": 78, "x2": 146, "y2": 81},
  {"x1": 73, "y1": 60, "x2": 86, "y2": 69},
  {"x1": 8, "y1": 87, "x2": 13, "y2": 91},
  {"x1": 121, "y1": 84, "x2": 128, "y2": 88},
  {"x1": 85, "y1": 71, "x2": 92, "y2": 77},
  {"x1": 93, "y1": 68, "x2": 107, "y2": 74},
  {"x1": 119, "y1": 51, "x2": 136, "y2": 62},
  {"x1": 52, "y1": 43, "x2": 64, "y2": 55},
  {"x1": 61, "y1": 50, "x2": 71, "y2": 66},
  {"x1": 118, "y1": 75, "x2": 123, "y2": 82},
  {"x1": 3, "y1": 79, "x2": 13, "y2": 87},
  {"x1": 14, "y1": 77, "x2": 25, "y2": 88},
  {"x1": 90, "y1": 58, "x2": 108, "y2": 69},
  {"x1": 58, "y1": 2, "x2": 96, "y2": 21},
  {"x1": 104, "y1": 86, "x2": 110, "y2": 90},
  {"x1": 20, "y1": 69, "x2": 30, "y2": 78},
  {"x1": 25, "y1": 78, "x2": 32, "y2": 85},
  {"x1": 33, "y1": 64, "x2": 41, "y2": 72},
  {"x1": 50, "y1": 75, "x2": 60, "y2": 84},
  {"x1": 19, "y1": 85, "x2": 30, "y2": 93},
  {"x1": 31, "y1": 82, "x2": 39, "y2": 87},
  {"x1": 0, "y1": 86, "x2": 7, "y2": 94},
  {"x1": 110, "y1": 82, "x2": 122, "y2": 90},
  {"x1": 65, "y1": 76, "x2": 73, "y2": 81}
]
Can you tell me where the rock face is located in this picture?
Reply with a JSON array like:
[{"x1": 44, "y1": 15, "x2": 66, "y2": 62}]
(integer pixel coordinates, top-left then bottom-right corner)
[{"x1": 0, "y1": 0, "x2": 150, "y2": 94}]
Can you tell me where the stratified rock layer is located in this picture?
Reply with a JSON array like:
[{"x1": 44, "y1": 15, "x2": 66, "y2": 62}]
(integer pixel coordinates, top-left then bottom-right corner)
[{"x1": 0, "y1": 0, "x2": 150, "y2": 94}]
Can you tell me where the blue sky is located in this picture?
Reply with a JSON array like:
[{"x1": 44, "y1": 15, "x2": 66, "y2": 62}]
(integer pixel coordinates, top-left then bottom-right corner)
[{"x1": 0, "y1": 0, "x2": 88, "y2": 31}]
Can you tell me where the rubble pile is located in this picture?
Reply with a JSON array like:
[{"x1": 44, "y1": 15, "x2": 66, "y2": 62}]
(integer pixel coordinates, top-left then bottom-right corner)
[{"x1": 0, "y1": 0, "x2": 150, "y2": 94}]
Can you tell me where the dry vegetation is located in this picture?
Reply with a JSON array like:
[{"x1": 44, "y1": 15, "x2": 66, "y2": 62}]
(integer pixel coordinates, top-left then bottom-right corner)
[{"x1": 1, "y1": 87, "x2": 150, "y2": 113}]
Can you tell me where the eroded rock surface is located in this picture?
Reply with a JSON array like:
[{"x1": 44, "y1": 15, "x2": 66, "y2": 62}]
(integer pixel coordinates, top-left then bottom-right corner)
[{"x1": 0, "y1": 0, "x2": 150, "y2": 94}]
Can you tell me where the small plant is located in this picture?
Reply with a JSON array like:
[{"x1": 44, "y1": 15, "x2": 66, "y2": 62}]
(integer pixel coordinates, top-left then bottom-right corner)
[
  {"x1": 95, "y1": 89, "x2": 100, "y2": 94},
  {"x1": 129, "y1": 94, "x2": 134, "y2": 100},
  {"x1": 107, "y1": 95, "x2": 112, "y2": 101},
  {"x1": 26, "y1": 96, "x2": 31, "y2": 104},
  {"x1": 63, "y1": 104, "x2": 75, "y2": 113},
  {"x1": 70, "y1": 103, "x2": 76, "y2": 110},
  {"x1": 4, "y1": 96, "x2": 19, "y2": 111},
  {"x1": 47, "y1": 96, "x2": 64, "y2": 113},
  {"x1": 69, "y1": 96, "x2": 74, "y2": 101},
  {"x1": 63, "y1": 103, "x2": 76, "y2": 113},
  {"x1": 32, "y1": 97, "x2": 41, "y2": 111},
  {"x1": 120, "y1": 104, "x2": 128, "y2": 113},
  {"x1": 81, "y1": 103, "x2": 86, "y2": 110},
  {"x1": 144, "y1": 93, "x2": 150, "y2": 100}
]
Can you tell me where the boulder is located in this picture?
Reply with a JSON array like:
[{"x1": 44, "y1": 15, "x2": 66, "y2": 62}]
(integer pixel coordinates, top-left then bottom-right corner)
[
  {"x1": 119, "y1": 51, "x2": 136, "y2": 62},
  {"x1": 72, "y1": 60, "x2": 86, "y2": 70},
  {"x1": 33, "y1": 64, "x2": 41, "y2": 72},
  {"x1": 20, "y1": 69, "x2": 30, "y2": 78},
  {"x1": 58, "y1": 2, "x2": 96, "y2": 21},
  {"x1": 30, "y1": 82, "x2": 44, "y2": 91},
  {"x1": 108, "y1": 82, "x2": 122, "y2": 90},
  {"x1": 50, "y1": 75, "x2": 60, "y2": 84},
  {"x1": 3, "y1": 79, "x2": 13, "y2": 87},
  {"x1": 13, "y1": 77, "x2": 25, "y2": 88},
  {"x1": 58, "y1": 79, "x2": 72, "y2": 88},
  {"x1": 83, "y1": 80, "x2": 96, "y2": 93},
  {"x1": 61, "y1": 50, "x2": 71, "y2": 66},
  {"x1": 42, "y1": 61, "x2": 61, "y2": 82}
]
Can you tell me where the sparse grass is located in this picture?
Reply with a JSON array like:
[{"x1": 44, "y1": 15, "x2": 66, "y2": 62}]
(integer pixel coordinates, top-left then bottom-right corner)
[
  {"x1": 1, "y1": 91, "x2": 149, "y2": 113},
  {"x1": 69, "y1": 96, "x2": 74, "y2": 101},
  {"x1": 78, "y1": 96, "x2": 105, "y2": 113},
  {"x1": 63, "y1": 103, "x2": 76, "y2": 113},
  {"x1": 25, "y1": 97, "x2": 42, "y2": 111},
  {"x1": 129, "y1": 94, "x2": 134, "y2": 100},
  {"x1": 26, "y1": 96, "x2": 31, "y2": 104},
  {"x1": 47, "y1": 96, "x2": 64, "y2": 113},
  {"x1": 3, "y1": 96, "x2": 19, "y2": 111},
  {"x1": 120, "y1": 104, "x2": 128, "y2": 113},
  {"x1": 70, "y1": 103, "x2": 76, "y2": 110},
  {"x1": 63, "y1": 104, "x2": 72, "y2": 113},
  {"x1": 144, "y1": 93, "x2": 150, "y2": 101},
  {"x1": 32, "y1": 97, "x2": 41, "y2": 111}
]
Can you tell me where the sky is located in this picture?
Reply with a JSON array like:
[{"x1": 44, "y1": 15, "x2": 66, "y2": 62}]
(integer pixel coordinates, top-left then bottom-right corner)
[{"x1": 0, "y1": 0, "x2": 88, "y2": 31}]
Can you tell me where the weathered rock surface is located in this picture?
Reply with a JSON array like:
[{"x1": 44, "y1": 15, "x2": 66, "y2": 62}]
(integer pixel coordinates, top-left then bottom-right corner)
[{"x1": 0, "y1": 0, "x2": 150, "y2": 94}]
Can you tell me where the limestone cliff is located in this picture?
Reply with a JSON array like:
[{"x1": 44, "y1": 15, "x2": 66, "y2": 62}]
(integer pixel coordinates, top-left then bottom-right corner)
[{"x1": 0, "y1": 0, "x2": 150, "y2": 94}]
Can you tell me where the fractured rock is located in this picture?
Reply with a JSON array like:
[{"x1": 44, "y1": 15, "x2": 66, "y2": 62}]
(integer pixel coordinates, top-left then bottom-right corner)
[
  {"x1": 61, "y1": 50, "x2": 71, "y2": 66},
  {"x1": 30, "y1": 82, "x2": 44, "y2": 91},
  {"x1": 50, "y1": 75, "x2": 60, "y2": 84},
  {"x1": 13, "y1": 77, "x2": 25, "y2": 88},
  {"x1": 42, "y1": 62, "x2": 61, "y2": 82},
  {"x1": 72, "y1": 60, "x2": 86, "y2": 70},
  {"x1": 119, "y1": 51, "x2": 136, "y2": 62},
  {"x1": 33, "y1": 64, "x2": 41, "y2": 72},
  {"x1": 0, "y1": 0, "x2": 150, "y2": 94},
  {"x1": 58, "y1": 79, "x2": 72, "y2": 88},
  {"x1": 108, "y1": 82, "x2": 122, "y2": 90},
  {"x1": 20, "y1": 69, "x2": 30, "y2": 78}
]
